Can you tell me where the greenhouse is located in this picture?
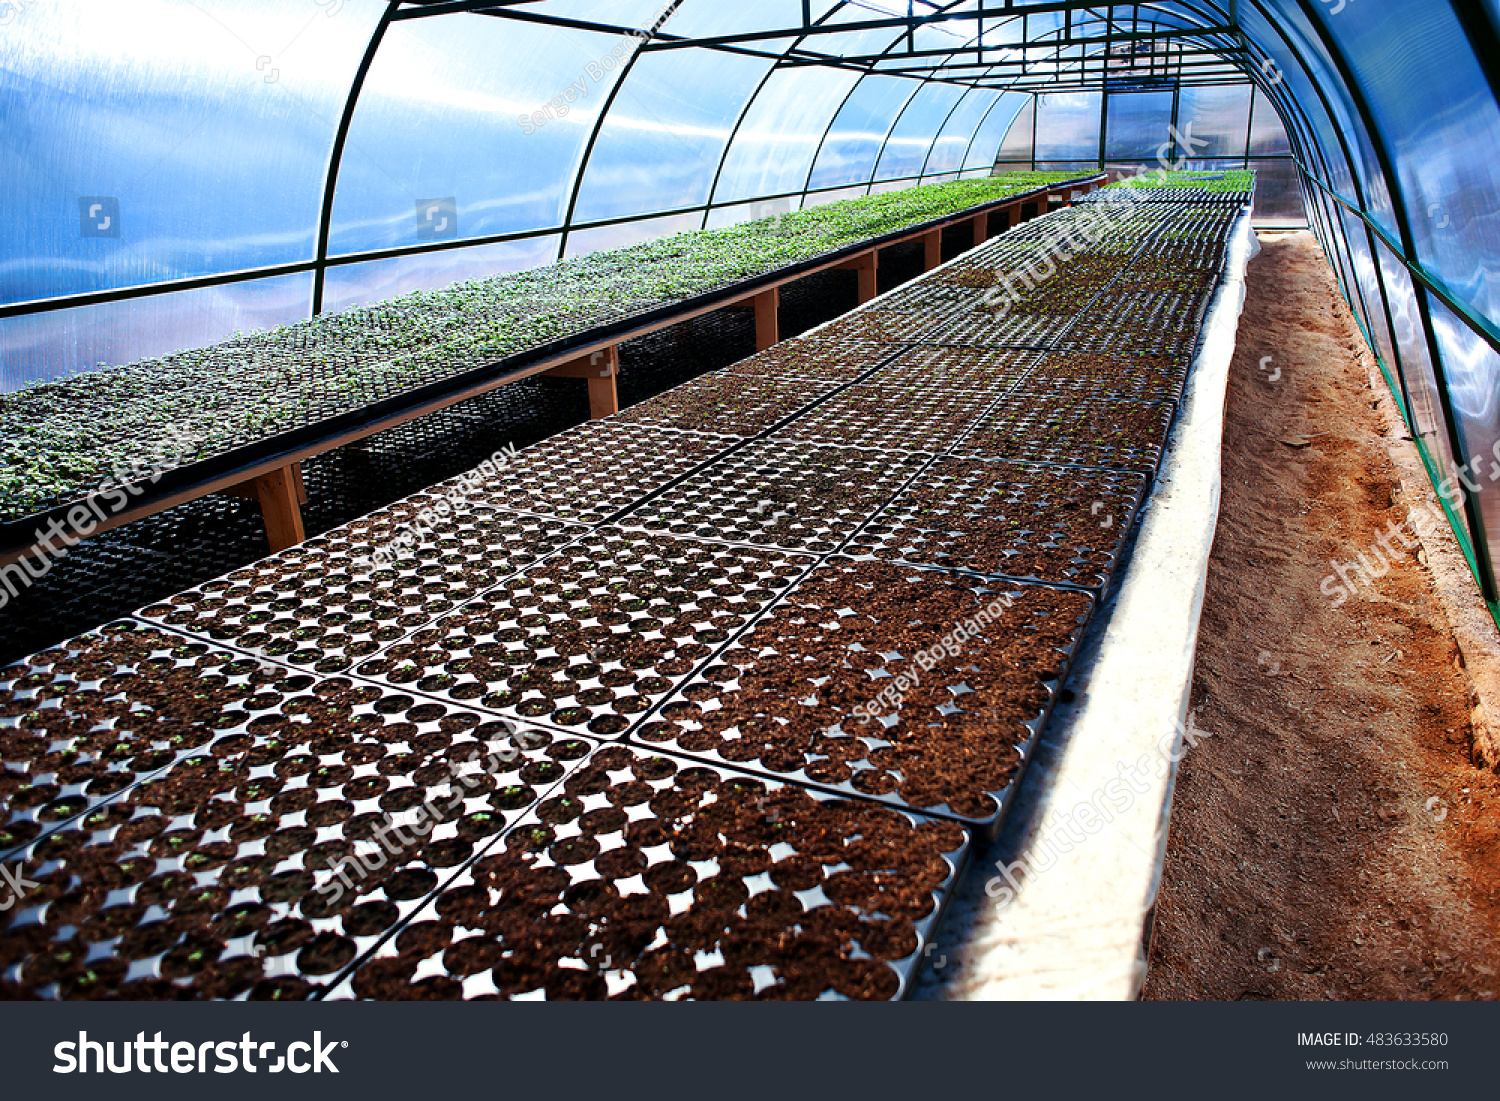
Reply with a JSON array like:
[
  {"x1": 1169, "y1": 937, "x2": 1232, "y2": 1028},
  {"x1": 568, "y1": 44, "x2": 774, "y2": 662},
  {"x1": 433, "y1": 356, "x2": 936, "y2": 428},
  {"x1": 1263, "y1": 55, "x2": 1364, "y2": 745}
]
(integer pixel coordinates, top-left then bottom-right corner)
[{"x1": 1, "y1": 0, "x2": 1499, "y2": 1022}]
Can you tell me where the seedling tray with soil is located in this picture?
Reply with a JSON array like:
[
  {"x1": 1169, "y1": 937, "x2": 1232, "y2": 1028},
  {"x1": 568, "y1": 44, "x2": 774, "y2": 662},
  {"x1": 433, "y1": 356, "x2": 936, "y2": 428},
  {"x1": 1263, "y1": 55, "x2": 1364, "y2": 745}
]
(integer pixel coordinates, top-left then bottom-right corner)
[
  {"x1": 620, "y1": 441, "x2": 929, "y2": 555},
  {"x1": 0, "y1": 677, "x2": 590, "y2": 1000},
  {"x1": 617, "y1": 372, "x2": 843, "y2": 438},
  {"x1": 637, "y1": 559, "x2": 1095, "y2": 835},
  {"x1": 925, "y1": 310, "x2": 1081, "y2": 351},
  {"x1": 139, "y1": 507, "x2": 589, "y2": 676},
  {"x1": 769, "y1": 384, "x2": 993, "y2": 456},
  {"x1": 717, "y1": 338, "x2": 901, "y2": 384},
  {"x1": 816, "y1": 311, "x2": 950, "y2": 345},
  {"x1": 326, "y1": 743, "x2": 971, "y2": 1001},
  {"x1": 1014, "y1": 351, "x2": 1192, "y2": 405},
  {"x1": 865, "y1": 345, "x2": 1039, "y2": 396},
  {"x1": 843, "y1": 456, "x2": 1149, "y2": 591},
  {"x1": 953, "y1": 394, "x2": 1176, "y2": 475},
  {"x1": 460, "y1": 420, "x2": 740, "y2": 525},
  {"x1": 1, "y1": 621, "x2": 298, "y2": 860},
  {"x1": 1065, "y1": 292, "x2": 1213, "y2": 361},
  {"x1": 355, "y1": 530, "x2": 812, "y2": 739}
]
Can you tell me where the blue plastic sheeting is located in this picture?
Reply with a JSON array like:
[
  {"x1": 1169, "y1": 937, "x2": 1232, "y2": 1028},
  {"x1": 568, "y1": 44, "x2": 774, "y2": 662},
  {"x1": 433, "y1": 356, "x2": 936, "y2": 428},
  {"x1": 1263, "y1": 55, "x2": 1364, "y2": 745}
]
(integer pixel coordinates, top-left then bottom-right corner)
[
  {"x1": 0, "y1": 273, "x2": 312, "y2": 393},
  {"x1": 1104, "y1": 91, "x2": 1175, "y2": 160},
  {"x1": 571, "y1": 47, "x2": 774, "y2": 222},
  {"x1": 1176, "y1": 86, "x2": 1252, "y2": 160},
  {"x1": 563, "y1": 211, "x2": 701, "y2": 259},
  {"x1": 962, "y1": 93, "x2": 1028, "y2": 172},
  {"x1": 925, "y1": 88, "x2": 1003, "y2": 176},
  {"x1": 1432, "y1": 292, "x2": 1500, "y2": 566},
  {"x1": 807, "y1": 75, "x2": 922, "y2": 190},
  {"x1": 713, "y1": 67, "x2": 862, "y2": 204},
  {"x1": 0, "y1": 0, "x2": 379, "y2": 306},
  {"x1": 328, "y1": 16, "x2": 627, "y2": 256},
  {"x1": 875, "y1": 84, "x2": 968, "y2": 180},
  {"x1": 1035, "y1": 93, "x2": 1103, "y2": 162},
  {"x1": 1249, "y1": 88, "x2": 1293, "y2": 156}
]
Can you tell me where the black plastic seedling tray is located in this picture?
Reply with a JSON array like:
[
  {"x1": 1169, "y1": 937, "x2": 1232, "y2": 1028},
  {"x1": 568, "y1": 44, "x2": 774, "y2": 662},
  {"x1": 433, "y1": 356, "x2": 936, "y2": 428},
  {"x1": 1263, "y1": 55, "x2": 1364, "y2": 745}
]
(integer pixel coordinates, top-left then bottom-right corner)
[
  {"x1": 867, "y1": 345, "x2": 1041, "y2": 395},
  {"x1": 353, "y1": 530, "x2": 814, "y2": 740},
  {"x1": 323, "y1": 742, "x2": 972, "y2": 1001},
  {"x1": 620, "y1": 440, "x2": 929, "y2": 556},
  {"x1": 717, "y1": 337, "x2": 903, "y2": 384},
  {"x1": 1013, "y1": 351, "x2": 1192, "y2": 405},
  {"x1": 139, "y1": 505, "x2": 590, "y2": 676},
  {"x1": 768, "y1": 383, "x2": 993, "y2": 456},
  {"x1": 952, "y1": 393, "x2": 1177, "y2": 475},
  {"x1": 618, "y1": 372, "x2": 844, "y2": 438},
  {"x1": 0, "y1": 674, "x2": 591, "y2": 1000},
  {"x1": 633, "y1": 558, "x2": 1096, "y2": 840},
  {"x1": 844, "y1": 456, "x2": 1150, "y2": 592}
]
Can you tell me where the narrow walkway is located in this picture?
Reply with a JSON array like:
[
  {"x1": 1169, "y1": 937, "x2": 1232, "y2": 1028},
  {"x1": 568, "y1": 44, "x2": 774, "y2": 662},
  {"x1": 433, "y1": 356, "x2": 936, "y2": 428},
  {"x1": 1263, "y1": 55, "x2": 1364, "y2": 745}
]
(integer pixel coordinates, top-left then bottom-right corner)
[{"x1": 1144, "y1": 232, "x2": 1500, "y2": 1000}]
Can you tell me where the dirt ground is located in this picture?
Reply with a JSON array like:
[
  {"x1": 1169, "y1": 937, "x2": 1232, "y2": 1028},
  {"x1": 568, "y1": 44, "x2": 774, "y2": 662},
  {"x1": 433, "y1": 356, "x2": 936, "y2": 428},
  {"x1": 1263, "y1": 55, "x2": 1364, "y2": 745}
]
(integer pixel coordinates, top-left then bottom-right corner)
[{"x1": 1142, "y1": 231, "x2": 1500, "y2": 1000}]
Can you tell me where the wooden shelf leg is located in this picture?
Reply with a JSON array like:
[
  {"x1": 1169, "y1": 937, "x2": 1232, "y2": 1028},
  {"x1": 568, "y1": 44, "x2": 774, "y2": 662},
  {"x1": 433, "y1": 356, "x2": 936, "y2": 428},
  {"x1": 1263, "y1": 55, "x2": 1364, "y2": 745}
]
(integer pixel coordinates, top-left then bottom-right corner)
[
  {"x1": 923, "y1": 228, "x2": 942, "y2": 271},
  {"x1": 856, "y1": 251, "x2": 878, "y2": 304},
  {"x1": 254, "y1": 465, "x2": 306, "y2": 553},
  {"x1": 754, "y1": 287, "x2": 780, "y2": 351},
  {"x1": 971, "y1": 211, "x2": 988, "y2": 248},
  {"x1": 587, "y1": 345, "x2": 620, "y2": 419}
]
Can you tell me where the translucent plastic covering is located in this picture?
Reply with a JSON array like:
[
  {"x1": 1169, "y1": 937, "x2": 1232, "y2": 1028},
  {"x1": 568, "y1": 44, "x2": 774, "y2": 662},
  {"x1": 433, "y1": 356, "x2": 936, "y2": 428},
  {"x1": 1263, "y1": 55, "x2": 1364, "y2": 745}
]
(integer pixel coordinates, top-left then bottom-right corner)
[{"x1": 4, "y1": 0, "x2": 1500, "y2": 614}]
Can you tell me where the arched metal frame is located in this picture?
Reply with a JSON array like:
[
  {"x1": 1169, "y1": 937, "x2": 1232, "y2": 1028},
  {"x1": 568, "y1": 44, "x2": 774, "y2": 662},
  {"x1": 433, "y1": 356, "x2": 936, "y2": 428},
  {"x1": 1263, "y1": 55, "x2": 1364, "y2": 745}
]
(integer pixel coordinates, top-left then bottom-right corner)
[{"x1": 5, "y1": 0, "x2": 1500, "y2": 615}]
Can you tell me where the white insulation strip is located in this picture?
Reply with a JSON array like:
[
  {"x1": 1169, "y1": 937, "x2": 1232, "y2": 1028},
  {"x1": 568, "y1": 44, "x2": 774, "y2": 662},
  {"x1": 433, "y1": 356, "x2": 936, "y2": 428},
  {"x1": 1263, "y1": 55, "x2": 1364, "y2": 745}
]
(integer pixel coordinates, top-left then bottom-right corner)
[{"x1": 917, "y1": 209, "x2": 1261, "y2": 1001}]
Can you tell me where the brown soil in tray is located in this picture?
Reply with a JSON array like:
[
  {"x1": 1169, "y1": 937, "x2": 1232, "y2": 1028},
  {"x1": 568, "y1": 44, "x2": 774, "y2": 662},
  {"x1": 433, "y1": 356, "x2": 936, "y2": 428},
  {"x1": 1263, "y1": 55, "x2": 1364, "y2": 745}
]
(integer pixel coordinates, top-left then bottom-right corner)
[
  {"x1": 866, "y1": 346, "x2": 1038, "y2": 394},
  {"x1": 1, "y1": 623, "x2": 285, "y2": 852},
  {"x1": 770, "y1": 384, "x2": 991, "y2": 455},
  {"x1": 1016, "y1": 351, "x2": 1191, "y2": 404},
  {"x1": 623, "y1": 441, "x2": 926, "y2": 555},
  {"x1": 718, "y1": 337, "x2": 894, "y2": 383},
  {"x1": 140, "y1": 509, "x2": 587, "y2": 675},
  {"x1": 345, "y1": 744, "x2": 968, "y2": 1001},
  {"x1": 1, "y1": 677, "x2": 589, "y2": 1000},
  {"x1": 817, "y1": 311, "x2": 950, "y2": 345},
  {"x1": 1143, "y1": 231, "x2": 1500, "y2": 1000},
  {"x1": 846, "y1": 457, "x2": 1147, "y2": 590},
  {"x1": 356, "y1": 530, "x2": 809, "y2": 738},
  {"x1": 464, "y1": 420, "x2": 738, "y2": 524},
  {"x1": 953, "y1": 394, "x2": 1174, "y2": 474},
  {"x1": 639, "y1": 560, "x2": 1093, "y2": 820},
  {"x1": 617, "y1": 372, "x2": 837, "y2": 437}
]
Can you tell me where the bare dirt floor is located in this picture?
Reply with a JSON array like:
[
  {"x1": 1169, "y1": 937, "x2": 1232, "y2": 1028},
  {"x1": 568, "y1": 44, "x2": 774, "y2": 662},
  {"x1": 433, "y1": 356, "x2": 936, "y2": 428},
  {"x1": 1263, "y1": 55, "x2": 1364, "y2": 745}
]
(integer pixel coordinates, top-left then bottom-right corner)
[{"x1": 1142, "y1": 231, "x2": 1500, "y2": 1000}]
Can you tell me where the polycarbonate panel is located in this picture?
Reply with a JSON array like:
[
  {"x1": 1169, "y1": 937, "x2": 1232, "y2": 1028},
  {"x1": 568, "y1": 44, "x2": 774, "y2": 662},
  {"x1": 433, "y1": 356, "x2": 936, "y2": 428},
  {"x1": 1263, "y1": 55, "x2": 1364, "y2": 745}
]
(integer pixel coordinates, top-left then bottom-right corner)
[
  {"x1": 802, "y1": 185, "x2": 867, "y2": 210},
  {"x1": 1250, "y1": 160, "x2": 1306, "y2": 223},
  {"x1": 924, "y1": 88, "x2": 1001, "y2": 176},
  {"x1": 875, "y1": 83, "x2": 967, "y2": 181},
  {"x1": 1430, "y1": 293, "x2": 1500, "y2": 580},
  {"x1": 1256, "y1": 0, "x2": 1396, "y2": 234},
  {"x1": 1103, "y1": 91, "x2": 1174, "y2": 160},
  {"x1": 1342, "y1": 213, "x2": 1398, "y2": 376},
  {"x1": 509, "y1": 0, "x2": 681, "y2": 23},
  {"x1": 0, "y1": 0, "x2": 381, "y2": 306},
  {"x1": 808, "y1": 75, "x2": 922, "y2": 190},
  {"x1": 1175, "y1": 85, "x2": 1251, "y2": 159},
  {"x1": 1377, "y1": 237, "x2": 1464, "y2": 506},
  {"x1": 1035, "y1": 92, "x2": 1102, "y2": 162},
  {"x1": 713, "y1": 67, "x2": 862, "y2": 204},
  {"x1": 0, "y1": 274, "x2": 312, "y2": 393},
  {"x1": 563, "y1": 212, "x2": 702, "y2": 259},
  {"x1": 572, "y1": 48, "x2": 773, "y2": 223},
  {"x1": 994, "y1": 97, "x2": 1035, "y2": 165},
  {"x1": 661, "y1": 0, "x2": 818, "y2": 37},
  {"x1": 327, "y1": 17, "x2": 625, "y2": 258},
  {"x1": 1249, "y1": 88, "x2": 1293, "y2": 156},
  {"x1": 322, "y1": 237, "x2": 561, "y2": 317},
  {"x1": 962, "y1": 92, "x2": 1028, "y2": 171},
  {"x1": 1314, "y1": 0, "x2": 1500, "y2": 329},
  {"x1": 1334, "y1": 205, "x2": 1376, "y2": 340}
]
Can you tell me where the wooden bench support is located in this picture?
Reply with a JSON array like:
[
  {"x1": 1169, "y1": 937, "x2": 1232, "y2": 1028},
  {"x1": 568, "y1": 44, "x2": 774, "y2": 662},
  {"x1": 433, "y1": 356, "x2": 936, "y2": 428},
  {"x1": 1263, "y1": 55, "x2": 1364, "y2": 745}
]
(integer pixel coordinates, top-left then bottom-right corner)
[
  {"x1": 754, "y1": 287, "x2": 780, "y2": 351},
  {"x1": 252, "y1": 465, "x2": 306, "y2": 553},
  {"x1": 544, "y1": 345, "x2": 620, "y2": 419},
  {"x1": 839, "y1": 251, "x2": 880, "y2": 304},
  {"x1": 923, "y1": 229, "x2": 942, "y2": 271},
  {"x1": 971, "y1": 211, "x2": 989, "y2": 248}
]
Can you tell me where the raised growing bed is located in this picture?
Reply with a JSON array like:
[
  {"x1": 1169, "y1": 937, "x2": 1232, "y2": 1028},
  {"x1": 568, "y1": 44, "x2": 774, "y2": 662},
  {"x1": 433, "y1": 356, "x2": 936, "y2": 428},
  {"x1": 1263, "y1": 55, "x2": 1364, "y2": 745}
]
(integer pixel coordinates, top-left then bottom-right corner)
[
  {"x1": 354, "y1": 531, "x2": 812, "y2": 739},
  {"x1": 620, "y1": 440, "x2": 928, "y2": 555},
  {"x1": 0, "y1": 676, "x2": 591, "y2": 1000},
  {"x1": 329, "y1": 744, "x2": 971, "y2": 1001},
  {"x1": 1014, "y1": 351, "x2": 1193, "y2": 404},
  {"x1": 843, "y1": 457, "x2": 1149, "y2": 591},
  {"x1": 637, "y1": 559, "x2": 1094, "y2": 834},
  {"x1": 769, "y1": 384, "x2": 994, "y2": 455},
  {"x1": 617, "y1": 372, "x2": 842, "y2": 438},
  {"x1": 865, "y1": 346, "x2": 1040, "y2": 393},
  {"x1": 716, "y1": 337, "x2": 900, "y2": 384},
  {"x1": 138, "y1": 506, "x2": 589, "y2": 676}
]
